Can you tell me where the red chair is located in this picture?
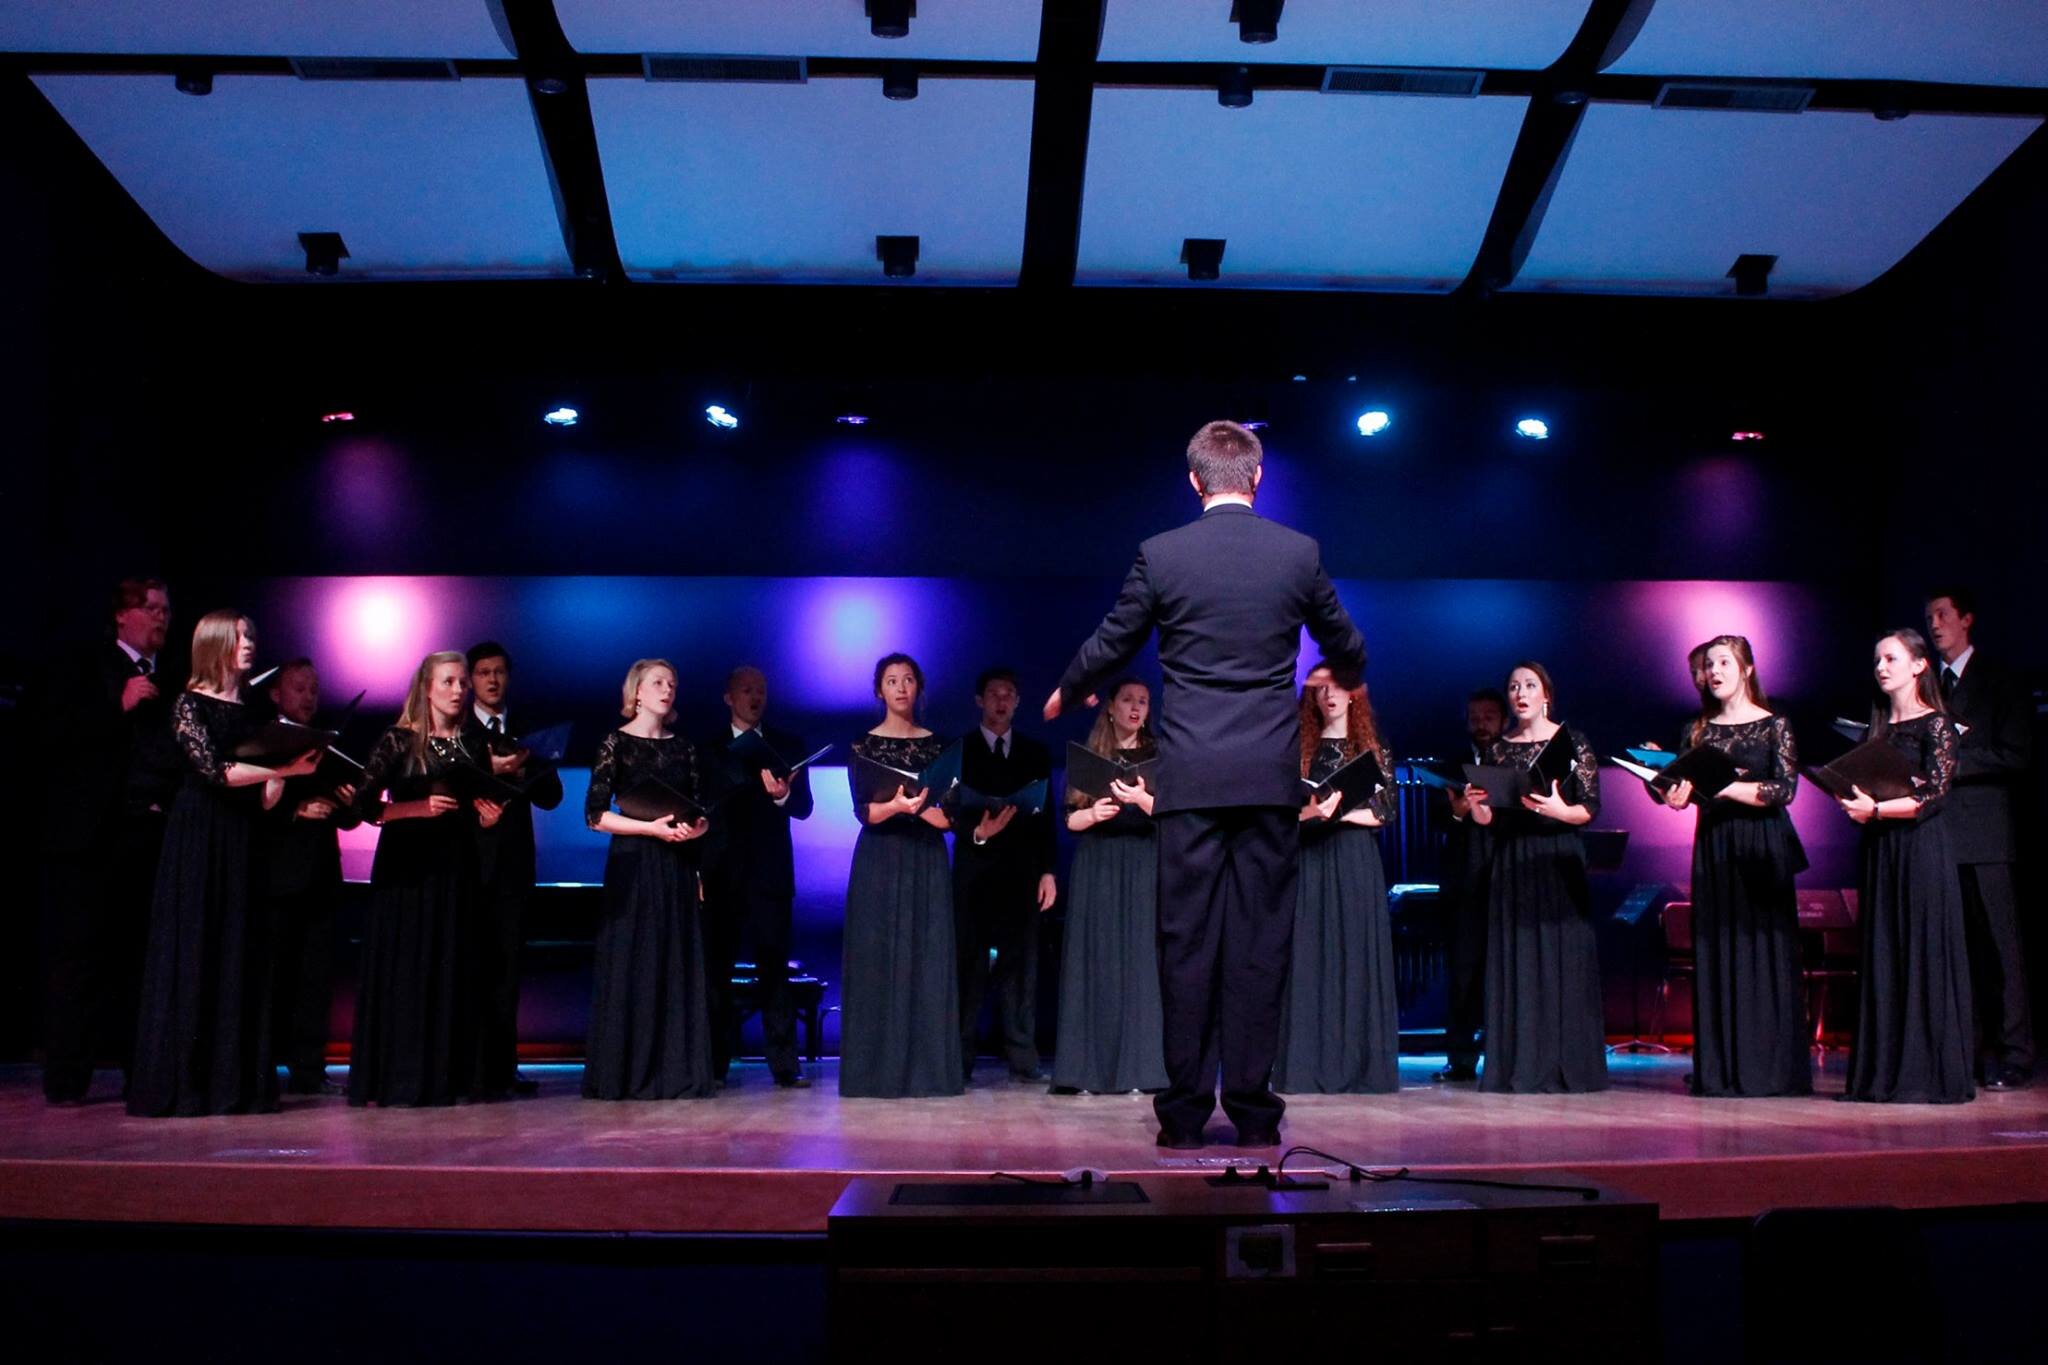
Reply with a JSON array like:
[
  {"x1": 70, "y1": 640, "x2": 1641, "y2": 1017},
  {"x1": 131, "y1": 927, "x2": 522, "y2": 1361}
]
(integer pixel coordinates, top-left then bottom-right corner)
[{"x1": 1651, "y1": 900, "x2": 1694, "y2": 1048}]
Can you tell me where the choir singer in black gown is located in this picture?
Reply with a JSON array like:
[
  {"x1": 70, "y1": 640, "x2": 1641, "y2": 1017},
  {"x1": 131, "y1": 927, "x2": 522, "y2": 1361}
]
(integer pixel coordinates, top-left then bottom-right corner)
[
  {"x1": 1047, "y1": 420, "x2": 1365, "y2": 1148},
  {"x1": 129, "y1": 611, "x2": 321, "y2": 1117},
  {"x1": 582, "y1": 660, "x2": 717, "y2": 1101},
  {"x1": 1052, "y1": 678, "x2": 1166, "y2": 1095},
  {"x1": 1465, "y1": 662, "x2": 1608, "y2": 1094},
  {"x1": 348, "y1": 651, "x2": 505, "y2": 1107},
  {"x1": 1836, "y1": 630, "x2": 1973, "y2": 1104},
  {"x1": 840, "y1": 653, "x2": 964, "y2": 1098},
  {"x1": 1275, "y1": 663, "x2": 1400, "y2": 1095},
  {"x1": 1647, "y1": 636, "x2": 1810, "y2": 1097}
]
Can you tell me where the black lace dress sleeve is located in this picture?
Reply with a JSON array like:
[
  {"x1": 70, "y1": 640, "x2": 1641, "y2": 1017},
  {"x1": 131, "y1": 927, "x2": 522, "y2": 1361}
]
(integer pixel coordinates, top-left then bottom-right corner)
[
  {"x1": 1367, "y1": 743, "x2": 1398, "y2": 825},
  {"x1": 172, "y1": 692, "x2": 232, "y2": 784},
  {"x1": 1567, "y1": 730, "x2": 1601, "y2": 820},
  {"x1": 1913, "y1": 714, "x2": 1959, "y2": 819},
  {"x1": 586, "y1": 730, "x2": 622, "y2": 827},
  {"x1": 1756, "y1": 715, "x2": 1799, "y2": 807},
  {"x1": 353, "y1": 727, "x2": 413, "y2": 824}
]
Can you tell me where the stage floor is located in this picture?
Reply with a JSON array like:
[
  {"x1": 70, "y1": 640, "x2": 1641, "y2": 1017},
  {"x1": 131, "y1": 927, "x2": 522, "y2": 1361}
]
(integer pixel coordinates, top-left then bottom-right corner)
[{"x1": 5, "y1": 1056, "x2": 2047, "y2": 1233}]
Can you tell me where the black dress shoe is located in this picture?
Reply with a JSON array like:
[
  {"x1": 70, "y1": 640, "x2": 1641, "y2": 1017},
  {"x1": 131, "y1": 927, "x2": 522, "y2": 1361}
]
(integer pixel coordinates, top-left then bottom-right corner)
[
  {"x1": 511, "y1": 1074, "x2": 541, "y2": 1097},
  {"x1": 1982, "y1": 1067, "x2": 2031, "y2": 1091},
  {"x1": 1433, "y1": 1065, "x2": 1478, "y2": 1083},
  {"x1": 1233, "y1": 1128, "x2": 1281, "y2": 1148},
  {"x1": 1156, "y1": 1129, "x2": 1204, "y2": 1150},
  {"x1": 1009, "y1": 1067, "x2": 1050, "y2": 1084},
  {"x1": 774, "y1": 1074, "x2": 812, "y2": 1089}
]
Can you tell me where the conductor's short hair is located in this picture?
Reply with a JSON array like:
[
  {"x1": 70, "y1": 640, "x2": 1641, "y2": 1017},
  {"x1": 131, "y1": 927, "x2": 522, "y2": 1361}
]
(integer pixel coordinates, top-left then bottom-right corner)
[{"x1": 1186, "y1": 421, "x2": 1263, "y2": 496}]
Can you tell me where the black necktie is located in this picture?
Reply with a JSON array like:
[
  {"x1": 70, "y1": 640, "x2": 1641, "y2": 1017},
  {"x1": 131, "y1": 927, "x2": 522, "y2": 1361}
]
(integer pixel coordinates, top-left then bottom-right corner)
[
  {"x1": 1940, "y1": 667, "x2": 1957, "y2": 701},
  {"x1": 489, "y1": 715, "x2": 503, "y2": 734},
  {"x1": 995, "y1": 736, "x2": 1006, "y2": 760},
  {"x1": 136, "y1": 656, "x2": 152, "y2": 677}
]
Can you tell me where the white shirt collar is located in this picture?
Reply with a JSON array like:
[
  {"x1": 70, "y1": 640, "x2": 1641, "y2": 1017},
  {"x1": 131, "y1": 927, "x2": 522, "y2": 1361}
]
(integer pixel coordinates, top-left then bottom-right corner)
[
  {"x1": 474, "y1": 701, "x2": 507, "y2": 730},
  {"x1": 115, "y1": 638, "x2": 156, "y2": 671},
  {"x1": 980, "y1": 725, "x2": 1011, "y2": 753},
  {"x1": 1944, "y1": 645, "x2": 1974, "y2": 678},
  {"x1": 1202, "y1": 494, "x2": 1255, "y2": 511},
  {"x1": 731, "y1": 721, "x2": 755, "y2": 738}
]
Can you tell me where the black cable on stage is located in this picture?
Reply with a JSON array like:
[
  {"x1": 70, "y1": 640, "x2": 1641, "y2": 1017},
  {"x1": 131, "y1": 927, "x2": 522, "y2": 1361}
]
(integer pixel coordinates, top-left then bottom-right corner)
[{"x1": 1276, "y1": 1145, "x2": 1600, "y2": 1201}]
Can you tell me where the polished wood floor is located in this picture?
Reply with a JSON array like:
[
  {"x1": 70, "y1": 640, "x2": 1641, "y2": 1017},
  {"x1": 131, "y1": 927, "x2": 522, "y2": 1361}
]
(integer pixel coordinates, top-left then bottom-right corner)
[{"x1": 5, "y1": 1055, "x2": 2046, "y2": 1232}]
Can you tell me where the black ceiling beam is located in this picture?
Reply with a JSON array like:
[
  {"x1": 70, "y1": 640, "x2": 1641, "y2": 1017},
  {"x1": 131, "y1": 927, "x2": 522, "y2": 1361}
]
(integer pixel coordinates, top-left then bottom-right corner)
[
  {"x1": 1458, "y1": 0, "x2": 1660, "y2": 299},
  {"x1": 1018, "y1": 0, "x2": 1105, "y2": 290},
  {"x1": 496, "y1": 0, "x2": 623, "y2": 283}
]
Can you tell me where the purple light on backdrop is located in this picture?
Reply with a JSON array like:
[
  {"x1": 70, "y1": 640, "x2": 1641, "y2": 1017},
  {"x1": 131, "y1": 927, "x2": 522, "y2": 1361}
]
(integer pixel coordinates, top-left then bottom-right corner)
[
  {"x1": 320, "y1": 577, "x2": 445, "y2": 705},
  {"x1": 788, "y1": 579, "x2": 940, "y2": 709},
  {"x1": 1619, "y1": 581, "x2": 1817, "y2": 708}
]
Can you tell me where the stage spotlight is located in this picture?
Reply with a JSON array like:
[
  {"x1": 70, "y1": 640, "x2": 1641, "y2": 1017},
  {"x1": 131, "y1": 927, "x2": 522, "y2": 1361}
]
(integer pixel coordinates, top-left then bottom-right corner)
[
  {"x1": 532, "y1": 74, "x2": 569, "y2": 96},
  {"x1": 877, "y1": 234, "x2": 919, "y2": 279},
  {"x1": 1355, "y1": 410, "x2": 1391, "y2": 437},
  {"x1": 1242, "y1": 420, "x2": 1270, "y2": 431},
  {"x1": 543, "y1": 406, "x2": 579, "y2": 427},
  {"x1": 1218, "y1": 65, "x2": 1254, "y2": 108},
  {"x1": 705, "y1": 405, "x2": 739, "y2": 430},
  {"x1": 836, "y1": 414, "x2": 871, "y2": 426},
  {"x1": 1180, "y1": 237, "x2": 1225, "y2": 281},
  {"x1": 1732, "y1": 430, "x2": 1766, "y2": 442},
  {"x1": 1233, "y1": 0, "x2": 1283, "y2": 44},
  {"x1": 867, "y1": 0, "x2": 913, "y2": 40},
  {"x1": 298, "y1": 231, "x2": 348, "y2": 277},
  {"x1": 1728, "y1": 252, "x2": 1777, "y2": 297},
  {"x1": 174, "y1": 68, "x2": 213, "y2": 96},
  {"x1": 1515, "y1": 418, "x2": 1550, "y2": 440},
  {"x1": 883, "y1": 62, "x2": 918, "y2": 101},
  {"x1": 319, "y1": 411, "x2": 355, "y2": 424}
]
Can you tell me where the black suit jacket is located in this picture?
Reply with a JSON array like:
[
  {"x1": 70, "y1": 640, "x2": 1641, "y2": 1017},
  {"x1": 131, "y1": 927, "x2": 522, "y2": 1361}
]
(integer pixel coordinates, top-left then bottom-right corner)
[
  {"x1": 698, "y1": 723, "x2": 816, "y2": 899},
  {"x1": 1944, "y1": 653, "x2": 2033, "y2": 865},
  {"x1": 460, "y1": 714, "x2": 566, "y2": 888},
  {"x1": 952, "y1": 730, "x2": 1057, "y2": 895},
  {"x1": 42, "y1": 640, "x2": 183, "y2": 854},
  {"x1": 260, "y1": 772, "x2": 362, "y2": 897},
  {"x1": 1056, "y1": 503, "x2": 1365, "y2": 813}
]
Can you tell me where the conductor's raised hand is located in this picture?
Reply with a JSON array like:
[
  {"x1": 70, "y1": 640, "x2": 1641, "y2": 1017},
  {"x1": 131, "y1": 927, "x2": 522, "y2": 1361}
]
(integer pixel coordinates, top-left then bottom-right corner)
[{"x1": 1042, "y1": 686, "x2": 1099, "y2": 722}]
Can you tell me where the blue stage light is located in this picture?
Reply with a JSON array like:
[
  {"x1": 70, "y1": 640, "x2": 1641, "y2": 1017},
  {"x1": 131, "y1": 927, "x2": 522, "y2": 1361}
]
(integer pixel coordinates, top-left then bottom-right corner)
[
  {"x1": 1355, "y1": 410, "x2": 1391, "y2": 437},
  {"x1": 1515, "y1": 417, "x2": 1550, "y2": 440},
  {"x1": 542, "y1": 406, "x2": 579, "y2": 427},
  {"x1": 705, "y1": 405, "x2": 739, "y2": 430},
  {"x1": 835, "y1": 414, "x2": 870, "y2": 426}
]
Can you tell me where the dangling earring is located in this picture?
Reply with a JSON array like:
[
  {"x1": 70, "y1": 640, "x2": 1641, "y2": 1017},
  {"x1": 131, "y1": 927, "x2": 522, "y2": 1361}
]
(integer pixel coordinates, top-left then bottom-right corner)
[{"x1": 632, "y1": 699, "x2": 641, "y2": 716}]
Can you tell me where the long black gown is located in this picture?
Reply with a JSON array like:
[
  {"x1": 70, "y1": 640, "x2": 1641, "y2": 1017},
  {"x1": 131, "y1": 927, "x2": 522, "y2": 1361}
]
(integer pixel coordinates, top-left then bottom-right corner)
[
  {"x1": 1480, "y1": 728, "x2": 1609, "y2": 1094},
  {"x1": 1679, "y1": 716, "x2": 1812, "y2": 1097},
  {"x1": 839, "y1": 733, "x2": 963, "y2": 1098},
  {"x1": 1842, "y1": 712, "x2": 1974, "y2": 1104},
  {"x1": 1275, "y1": 739, "x2": 1401, "y2": 1095},
  {"x1": 347, "y1": 727, "x2": 482, "y2": 1107},
  {"x1": 582, "y1": 730, "x2": 716, "y2": 1101},
  {"x1": 127, "y1": 692, "x2": 277, "y2": 1117},
  {"x1": 1052, "y1": 738, "x2": 1166, "y2": 1094}
]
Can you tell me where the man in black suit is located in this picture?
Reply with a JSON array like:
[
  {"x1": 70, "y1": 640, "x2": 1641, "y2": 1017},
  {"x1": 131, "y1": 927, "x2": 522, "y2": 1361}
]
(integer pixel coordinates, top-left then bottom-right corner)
[
  {"x1": 1048, "y1": 421, "x2": 1364, "y2": 1147},
  {"x1": 954, "y1": 668, "x2": 1058, "y2": 1084},
  {"x1": 261, "y1": 658, "x2": 360, "y2": 1095},
  {"x1": 1926, "y1": 589, "x2": 2035, "y2": 1089},
  {"x1": 700, "y1": 665, "x2": 816, "y2": 1088},
  {"x1": 463, "y1": 640, "x2": 565, "y2": 1099},
  {"x1": 39, "y1": 576, "x2": 182, "y2": 1102},
  {"x1": 1435, "y1": 687, "x2": 1506, "y2": 1083}
]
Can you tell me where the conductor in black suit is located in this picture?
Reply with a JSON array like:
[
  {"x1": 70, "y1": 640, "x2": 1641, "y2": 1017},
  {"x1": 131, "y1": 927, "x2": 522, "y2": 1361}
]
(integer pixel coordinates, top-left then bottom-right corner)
[
  {"x1": 1926, "y1": 589, "x2": 2035, "y2": 1089},
  {"x1": 1047, "y1": 421, "x2": 1365, "y2": 1147},
  {"x1": 954, "y1": 668, "x2": 1058, "y2": 1083},
  {"x1": 463, "y1": 640, "x2": 565, "y2": 1099},
  {"x1": 701, "y1": 665, "x2": 816, "y2": 1088},
  {"x1": 39, "y1": 576, "x2": 183, "y2": 1103}
]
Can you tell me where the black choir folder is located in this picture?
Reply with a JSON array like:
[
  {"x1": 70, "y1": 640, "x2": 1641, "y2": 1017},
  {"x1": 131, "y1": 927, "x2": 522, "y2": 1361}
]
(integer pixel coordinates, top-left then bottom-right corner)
[
  {"x1": 1608, "y1": 744, "x2": 1745, "y2": 798},
  {"x1": 848, "y1": 742, "x2": 964, "y2": 809},
  {"x1": 726, "y1": 729, "x2": 834, "y2": 781},
  {"x1": 614, "y1": 777, "x2": 725, "y2": 826},
  {"x1": 954, "y1": 778, "x2": 1051, "y2": 818},
  {"x1": 1301, "y1": 748, "x2": 1384, "y2": 812},
  {"x1": 1064, "y1": 743, "x2": 1161, "y2": 802},
  {"x1": 233, "y1": 690, "x2": 366, "y2": 766},
  {"x1": 1408, "y1": 759, "x2": 1470, "y2": 792},
  {"x1": 1464, "y1": 728, "x2": 1577, "y2": 807},
  {"x1": 1803, "y1": 739, "x2": 1924, "y2": 803}
]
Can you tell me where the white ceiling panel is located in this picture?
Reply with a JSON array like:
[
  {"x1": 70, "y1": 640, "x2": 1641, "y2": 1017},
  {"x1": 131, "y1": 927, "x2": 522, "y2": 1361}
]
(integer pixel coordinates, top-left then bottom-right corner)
[
  {"x1": 0, "y1": 1, "x2": 512, "y2": 58},
  {"x1": 31, "y1": 74, "x2": 570, "y2": 281},
  {"x1": 1077, "y1": 88, "x2": 1527, "y2": 290},
  {"x1": 1610, "y1": 1, "x2": 2048, "y2": 87},
  {"x1": 590, "y1": 76, "x2": 1035, "y2": 283},
  {"x1": 1098, "y1": 0, "x2": 1592, "y2": 69},
  {"x1": 1513, "y1": 104, "x2": 2042, "y2": 297},
  {"x1": 557, "y1": 0, "x2": 1041, "y2": 61}
]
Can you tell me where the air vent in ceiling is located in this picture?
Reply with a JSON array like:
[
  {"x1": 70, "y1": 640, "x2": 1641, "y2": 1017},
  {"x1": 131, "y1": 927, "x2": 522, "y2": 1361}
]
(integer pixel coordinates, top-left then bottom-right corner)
[
  {"x1": 289, "y1": 57, "x2": 459, "y2": 82},
  {"x1": 643, "y1": 54, "x2": 808, "y2": 84},
  {"x1": 1322, "y1": 67, "x2": 1483, "y2": 98},
  {"x1": 1654, "y1": 81, "x2": 1813, "y2": 113}
]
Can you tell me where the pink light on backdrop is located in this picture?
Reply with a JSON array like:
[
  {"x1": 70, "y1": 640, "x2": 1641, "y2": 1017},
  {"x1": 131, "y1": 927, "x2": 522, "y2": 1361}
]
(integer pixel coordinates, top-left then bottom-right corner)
[
  {"x1": 1619, "y1": 581, "x2": 1815, "y2": 710},
  {"x1": 321, "y1": 577, "x2": 443, "y2": 705}
]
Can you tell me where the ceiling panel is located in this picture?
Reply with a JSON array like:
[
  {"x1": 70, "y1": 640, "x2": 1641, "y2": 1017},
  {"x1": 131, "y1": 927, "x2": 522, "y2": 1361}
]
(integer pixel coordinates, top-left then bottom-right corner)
[
  {"x1": 0, "y1": 0, "x2": 512, "y2": 58},
  {"x1": 1609, "y1": 1, "x2": 2048, "y2": 87},
  {"x1": 589, "y1": 76, "x2": 1035, "y2": 283},
  {"x1": 1077, "y1": 87, "x2": 1527, "y2": 290},
  {"x1": 32, "y1": 74, "x2": 570, "y2": 280},
  {"x1": 556, "y1": 0, "x2": 1042, "y2": 61},
  {"x1": 1513, "y1": 104, "x2": 2042, "y2": 297},
  {"x1": 1098, "y1": 0, "x2": 1593, "y2": 69}
]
